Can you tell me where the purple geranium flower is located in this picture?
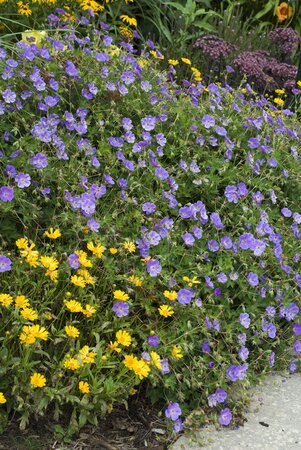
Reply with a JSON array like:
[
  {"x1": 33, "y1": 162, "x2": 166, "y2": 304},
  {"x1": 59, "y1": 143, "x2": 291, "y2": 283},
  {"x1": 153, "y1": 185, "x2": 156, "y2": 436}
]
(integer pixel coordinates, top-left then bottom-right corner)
[
  {"x1": 68, "y1": 253, "x2": 80, "y2": 269},
  {"x1": 165, "y1": 403, "x2": 182, "y2": 421},
  {"x1": 182, "y1": 232, "x2": 195, "y2": 247},
  {"x1": 0, "y1": 255, "x2": 12, "y2": 272},
  {"x1": 219, "y1": 408, "x2": 232, "y2": 426},
  {"x1": 147, "y1": 335, "x2": 160, "y2": 346},
  {"x1": 146, "y1": 259, "x2": 162, "y2": 277},
  {"x1": 112, "y1": 301, "x2": 129, "y2": 318},
  {"x1": 0, "y1": 186, "x2": 14, "y2": 202},
  {"x1": 177, "y1": 288, "x2": 194, "y2": 305},
  {"x1": 239, "y1": 313, "x2": 251, "y2": 329},
  {"x1": 15, "y1": 173, "x2": 31, "y2": 188},
  {"x1": 30, "y1": 152, "x2": 48, "y2": 169},
  {"x1": 247, "y1": 272, "x2": 259, "y2": 286}
]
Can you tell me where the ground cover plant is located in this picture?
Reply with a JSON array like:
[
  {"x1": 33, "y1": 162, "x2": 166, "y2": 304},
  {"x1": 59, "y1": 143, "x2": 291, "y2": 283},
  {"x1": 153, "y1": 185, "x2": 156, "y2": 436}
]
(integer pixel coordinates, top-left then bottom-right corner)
[{"x1": 0, "y1": 7, "x2": 301, "y2": 442}]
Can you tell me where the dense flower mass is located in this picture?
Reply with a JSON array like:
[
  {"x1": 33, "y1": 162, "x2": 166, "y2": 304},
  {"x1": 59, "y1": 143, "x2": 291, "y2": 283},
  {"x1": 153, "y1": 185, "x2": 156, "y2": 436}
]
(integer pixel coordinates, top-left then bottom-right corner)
[{"x1": 0, "y1": 6, "x2": 300, "y2": 440}]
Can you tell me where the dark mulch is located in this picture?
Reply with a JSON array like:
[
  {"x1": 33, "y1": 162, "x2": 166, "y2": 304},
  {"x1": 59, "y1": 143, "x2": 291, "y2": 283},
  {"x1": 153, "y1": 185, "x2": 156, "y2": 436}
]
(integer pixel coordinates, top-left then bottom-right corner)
[{"x1": 0, "y1": 398, "x2": 173, "y2": 450}]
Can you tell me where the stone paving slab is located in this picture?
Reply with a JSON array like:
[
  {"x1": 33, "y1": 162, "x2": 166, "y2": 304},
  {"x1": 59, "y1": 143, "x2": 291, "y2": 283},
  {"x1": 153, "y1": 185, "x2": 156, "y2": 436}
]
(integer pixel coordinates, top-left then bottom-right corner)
[{"x1": 171, "y1": 374, "x2": 301, "y2": 450}]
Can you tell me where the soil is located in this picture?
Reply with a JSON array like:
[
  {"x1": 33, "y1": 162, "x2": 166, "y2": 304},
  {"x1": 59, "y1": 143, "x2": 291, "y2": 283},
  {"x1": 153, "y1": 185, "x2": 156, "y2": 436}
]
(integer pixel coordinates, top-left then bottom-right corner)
[{"x1": 0, "y1": 398, "x2": 173, "y2": 450}]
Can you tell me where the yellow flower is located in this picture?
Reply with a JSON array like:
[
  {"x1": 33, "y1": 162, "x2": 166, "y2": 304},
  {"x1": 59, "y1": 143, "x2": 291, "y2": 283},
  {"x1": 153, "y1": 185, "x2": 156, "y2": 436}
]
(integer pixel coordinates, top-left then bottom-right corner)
[
  {"x1": 20, "y1": 308, "x2": 38, "y2": 321},
  {"x1": 78, "y1": 345, "x2": 97, "y2": 364},
  {"x1": 183, "y1": 276, "x2": 200, "y2": 287},
  {"x1": 116, "y1": 330, "x2": 132, "y2": 347},
  {"x1": 137, "y1": 58, "x2": 148, "y2": 68},
  {"x1": 123, "y1": 240, "x2": 136, "y2": 253},
  {"x1": 65, "y1": 299, "x2": 83, "y2": 312},
  {"x1": 120, "y1": 14, "x2": 137, "y2": 27},
  {"x1": 30, "y1": 372, "x2": 46, "y2": 388},
  {"x1": 275, "y1": 89, "x2": 285, "y2": 95},
  {"x1": 31, "y1": 324, "x2": 49, "y2": 341},
  {"x1": 297, "y1": 80, "x2": 301, "y2": 87},
  {"x1": 64, "y1": 357, "x2": 80, "y2": 371},
  {"x1": 16, "y1": 238, "x2": 29, "y2": 249},
  {"x1": 87, "y1": 241, "x2": 105, "y2": 258},
  {"x1": 80, "y1": 0, "x2": 104, "y2": 13},
  {"x1": 163, "y1": 290, "x2": 177, "y2": 301},
  {"x1": 45, "y1": 269, "x2": 58, "y2": 282},
  {"x1": 82, "y1": 304, "x2": 96, "y2": 317},
  {"x1": 274, "y1": 97, "x2": 284, "y2": 106},
  {"x1": 150, "y1": 351, "x2": 162, "y2": 369},
  {"x1": 149, "y1": 50, "x2": 164, "y2": 60},
  {"x1": 0, "y1": 293, "x2": 13, "y2": 307},
  {"x1": 108, "y1": 341, "x2": 122, "y2": 353},
  {"x1": 20, "y1": 244, "x2": 39, "y2": 267},
  {"x1": 79, "y1": 381, "x2": 90, "y2": 394},
  {"x1": 171, "y1": 345, "x2": 183, "y2": 359},
  {"x1": 113, "y1": 290, "x2": 129, "y2": 301},
  {"x1": 15, "y1": 295, "x2": 30, "y2": 310},
  {"x1": 132, "y1": 358, "x2": 151, "y2": 379},
  {"x1": 123, "y1": 354, "x2": 137, "y2": 370},
  {"x1": 0, "y1": 392, "x2": 7, "y2": 404},
  {"x1": 109, "y1": 247, "x2": 118, "y2": 254},
  {"x1": 65, "y1": 325, "x2": 80, "y2": 338},
  {"x1": 158, "y1": 304, "x2": 174, "y2": 318},
  {"x1": 128, "y1": 275, "x2": 142, "y2": 287},
  {"x1": 17, "y1": 2, "x2": 32, "y2": 16},
  {"x1": 44, "y1": 228, "x2": 61, "y2": 239},
  {"x1": 181, "y1": 57, "x2": 191, "y2": 65},
  {"x1": 119, "y1": 25, "x2": 134, "y2": 40},
  {"x1": 129, "y1": 388, "x2": 137, "y2": 395},
  {"x1": 168, "y1": 59, "x2": 179, "y2": 65},
  {"x1": 19, "y1": 326, "x2": 36, "y2": 345},
  {"x1": 77, "y1": 269, "x2": 95, "y2": 285},
  {"x1": 40, "y1": 255, "x2": 59, "y2": 271},
  {"x1": 75, "y1": 250, "x2": 92, "y2": 268},
  {"x1": 71, "y1": 275, "x2": 86, "y2": 288}
]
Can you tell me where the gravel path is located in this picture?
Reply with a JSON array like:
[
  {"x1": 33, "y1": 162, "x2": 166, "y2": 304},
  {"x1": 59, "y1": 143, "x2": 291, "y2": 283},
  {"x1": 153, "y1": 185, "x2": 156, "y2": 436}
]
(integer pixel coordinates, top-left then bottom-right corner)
[{"x1": 171, "y1": 373, "x2": 301, "y2": 450}]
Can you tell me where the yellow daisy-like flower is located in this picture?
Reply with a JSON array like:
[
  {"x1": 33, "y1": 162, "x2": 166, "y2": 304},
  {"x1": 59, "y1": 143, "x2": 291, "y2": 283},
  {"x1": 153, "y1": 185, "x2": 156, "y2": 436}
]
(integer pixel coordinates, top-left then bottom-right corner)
[
  {"x1": 45, "y1": 269, "x2": 58, "y2": 282},
  {"x1": 113, "y1": 290, "x2": 129, "y2": 301},
  {"x1": 123, "y1": 354, "x2": 137, "y2": 370},
  {"x1": 181, "y1": 57, "x2": 191, "y2": 65},
  {"x1": 20, "y1": 307, "x2": 38, "y2": 321},
  {"x1": 168, "y1": 59, "x2": 179, "y2": 66},
  {"x1": 16, "y1": 237, "x2": 29, "y2": 249},
  {"x1": 132, "y1": 358, "x2": 151, "y2": 379},
  {"x1": 87, "y1": 241, "x2": 105, "y2": 258},
  {"x1": 158, "y1": 304, "x2": 174, "y2": 318},
  {"x1": 275, "y1": 89, "x2": 285, "y2": 95},
  {"x1": 44, "y1": 228, "x2": 61, "y2": 239},
  {"x1": 149, "y1": 50, "x2": 164, "y2": 60},
  {"x1": 20, "y1": 244, "x2": 39, "y2": 267},
  {"x1": 30, "y1": 372, "x2": 46, "y2": 388},
  {"x1": 123, "y1": 240, "x2": 136, "y2": 253},
  {"x1": 78, "y1": 345, "x2": 97, "y2": 364},
  {"x1": 128, "y1": 275, "x2": 142, "y2": 287},
  {"x1": 82, "y1": 304, "x2": 97, "y2": 317},
  {"x1": 116, "y1": 330, "x2": 132, "y2": 347},
  {"x1": 77, "y1": 269, "x2": 95, "y2": 285},
  {"x1": 40, "y1": 255, "x2": 59, "y2": 271},
  {"x1": 171, "y1": 345, "x2": 183, "y2": 359},
  {"x1": 274, "y1": 97, "x2": 284, "y2": 106},
  {"x1": 31, "y1": 324, "x2": 49, "y2": 341},
  {"x1": 75, "y1": 250, "x2": 92, "y2": 268},
  {"x1": 0, "y1": 293, "x2": 13, "y2": 307},
  {"x1": 150, "y1": 351, "x2": 162, "y2": 369},
  {"x1": 0, "y1": 392, "x2": 7, "y2": 404},
  {"x1": 71, "y1": 275, "x2": 86, "y2": 288},
  {"x1": 17, "y1": 1, "x2": 32, "y2": 16},
  {"x1": 15, "y1": 295, "x2": 30, "y2": 309},
  {"x1": 80, "y1": 0, "x2": 104, "y2": 13},
  {"x1": 108, "y1": 341, "x2": 122, "y2": 353},
  {"x1": 163, "y1": 290, "x2": 177, "y2": 301},
  {"x1": 297, "y1": 80, "x2": 301, "y2": 87},
  {"x1": 79, "y1": 381, "x2": 90, "y2": 394},
  {"x1": 120, "y1": 14, "x2": 137, "y2": 27},
  {"x1": 119, "y1": 25, "x2": 134, "y2": 41},
  {"x1": 65, "y1": 325, "x2": 80, "y2": 338},
  {"x1": 19, "y1": 326, "x2": 36, "y2": 345},
  {"x1": 65, "y1": 299, "x2": 83, "y2": 312},
  {"x1": 64, "y1": 357, "x2": 80, "y2": 371},
  {"x1": 109, "y1": 247, "x2": 118, "y2": 254}
]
